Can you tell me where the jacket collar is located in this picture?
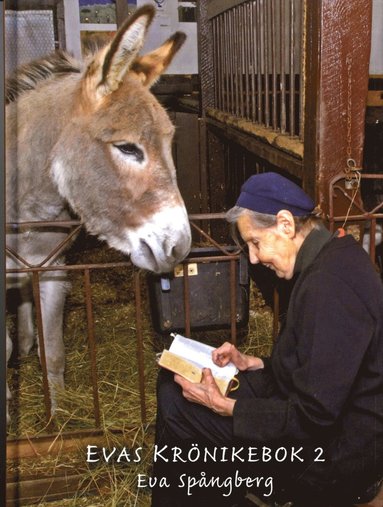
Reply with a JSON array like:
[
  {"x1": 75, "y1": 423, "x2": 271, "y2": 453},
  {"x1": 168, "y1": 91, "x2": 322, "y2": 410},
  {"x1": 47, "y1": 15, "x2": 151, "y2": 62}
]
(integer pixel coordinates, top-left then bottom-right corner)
[{"x1": 293, "y1": 225, "x2": 332, "y2": 275}]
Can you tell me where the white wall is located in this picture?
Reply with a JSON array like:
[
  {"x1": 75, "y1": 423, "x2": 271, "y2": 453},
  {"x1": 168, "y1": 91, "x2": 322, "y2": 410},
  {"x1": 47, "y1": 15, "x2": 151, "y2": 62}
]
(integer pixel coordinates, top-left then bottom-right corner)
[
  {"x1": 370, "y1": 0, "x2": 383, "y2": 75},
  {"x1": 137, "y1": 0, "x2": 198, "y2": 75},
  {"x1": 17, "y1": 0, "x2": 379, "y2": 77},
  {"x1": 63, "y1": 0, "x2": 82, "y2": 60}
]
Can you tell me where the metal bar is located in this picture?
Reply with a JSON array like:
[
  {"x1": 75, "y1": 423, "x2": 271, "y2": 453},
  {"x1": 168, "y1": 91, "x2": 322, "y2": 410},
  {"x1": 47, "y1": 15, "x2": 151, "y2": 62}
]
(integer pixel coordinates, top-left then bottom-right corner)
[
  {"x1": 217, "y1": 16, "x2": 222, "y2": 109},
  {"x1": 6, "y1": 220, "x2": 82, "y2": 230},
  {"x1": 217, "y1": 16, "x2": 226, "y2": 110},
  {"x1": 224, "y1": 12, "x2": 230, "y2": 111},
  {"x1": 189, "y1": 222, "x2": 241, "y2": 253},
  {"x1": 229, "y1": 258, "x2": 237, "y2": 346},
  {"x1": 189, "y1": 212, "x2": 228, "y2": 219},
  {"x1": 212, "y1": 18, "x2": 218, "y2": 108},
  {"x1": 134, "y1": 270, "x2": 147, "y2": 424},
  {"x1": 222, "y1": 12, "x2": 227, "y2": 112},
  {"x1": 216, "y1": 14, "x2": 222, "y2": 110},
  {"x1": 280, "y1": 0, "x2": 287, "y2": 133},
  {"x1": 299, "y1": 0, "x2": 306, "y2": 139},
  {"x1": 289, "y1": 0, "x2": 295, "y2": 135},
  {"x1": 229, "y1": 11, "x2": 235, "y2": 114},
  {"x1": 183, "y1": 264, "x2": 191, "y2": 337},
  {"x1": 369, "y1": 219, "x2": 377, "y2": 264},
  {"x1": 328, "y1": 174, "x2": 383, "y2": 225},
  {"x1": 351, "y1": 174, "x2": 383, "y2": 180},
  {"x1": 6, "y1": 246, "x2": 38, "y2": 269},
  {"x1": 28, "y1": 225, "x2": 82, "y2": 268},
  {"x1": 31, "y1": 272, "x2": 53, "y2": 428},
  {"x1": 7, "y1": 261, "x2": 132, "y2": 274},
  {"x1": 244, "y1": 2, "x2": 250, "y2": 119},
  {"x1": 83, "y1": 269, "x2": 101, "y2": 428},
  {"x1": 239, "y1": 3, "x2": 244, "y2": 118},
  {"x1": 263, "y1": 0, "x2": 270, "y2": 127},
  {"x1": 215, "y1": 17, "x2": 222, "y2": 110},
  {"x1": 369, "y1": 202, "x2": 383, "y2": 214},
  {"x1": 6, "y1": 224, "x2": 82, "y2": 269},
  {"x1": 256, "y1": 0, "x2": 263, "y2": 123},
  {"x1": 271, "y1": 0, "x2": 278, "y2": 130},
  {"x1": 182, "y1": 254, "x2": 242, "y2": 264},
  {"x1": 331, "y1": 184, "x2": 369, "y2": 215},
  {"x1": 227, "y1": 10, "x2": 232, "y2": 114},
  {"x1": 234, "y1": 7, "x2": 240, "y2": 116},
  {"x1": 250, "y1": 1, "x2": 256, "y2": 122},
  {"x1": 330, "y1": 213, "x2": 383, "y2": 222}
]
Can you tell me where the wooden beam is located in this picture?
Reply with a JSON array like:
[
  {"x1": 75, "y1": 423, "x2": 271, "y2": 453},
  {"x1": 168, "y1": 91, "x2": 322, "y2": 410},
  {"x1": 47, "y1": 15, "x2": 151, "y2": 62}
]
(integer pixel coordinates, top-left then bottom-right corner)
[
  {"x1": 207, "y1": 118, "x2": 303, "y2": 180},
  {"x1": 6, "y1": 428, "x2": 144, "y2": 460},
  {"x1": 367, "y1": 90, "x2": 383, "y2": 107},
  {"x1": 303, "y1": 0, "x2": 372, "y2": 214},
  {"x1": 7, "y1": 471, "x2": 102, "y2": 506}
]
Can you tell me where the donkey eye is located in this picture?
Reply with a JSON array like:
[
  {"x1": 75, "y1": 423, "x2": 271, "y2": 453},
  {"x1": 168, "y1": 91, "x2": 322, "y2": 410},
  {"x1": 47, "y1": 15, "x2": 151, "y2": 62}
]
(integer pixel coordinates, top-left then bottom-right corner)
[{"x1": 114, "y1": 143, "x2": 144, "y2": 163}]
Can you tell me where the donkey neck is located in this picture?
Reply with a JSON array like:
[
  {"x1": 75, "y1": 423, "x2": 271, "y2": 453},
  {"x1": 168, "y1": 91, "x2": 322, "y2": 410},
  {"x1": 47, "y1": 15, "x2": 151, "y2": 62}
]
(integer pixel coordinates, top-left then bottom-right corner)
[{"x1": 6, "y1": 73, "x2": 82, "y2": 223}]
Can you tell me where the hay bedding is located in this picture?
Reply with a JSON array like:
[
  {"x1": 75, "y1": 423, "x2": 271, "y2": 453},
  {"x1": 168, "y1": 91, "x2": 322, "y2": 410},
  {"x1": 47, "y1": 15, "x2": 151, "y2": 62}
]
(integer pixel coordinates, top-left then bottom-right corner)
[{"x1": 7, "y1": 236, "x2": 273, "y2": 506}]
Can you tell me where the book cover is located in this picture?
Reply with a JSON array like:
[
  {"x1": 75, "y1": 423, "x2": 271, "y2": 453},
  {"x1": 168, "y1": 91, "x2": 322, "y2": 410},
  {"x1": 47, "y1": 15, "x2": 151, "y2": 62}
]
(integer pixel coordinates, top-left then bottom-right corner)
[{"x1": 158, "y1": 334, "x2": 238, "y2": 396}]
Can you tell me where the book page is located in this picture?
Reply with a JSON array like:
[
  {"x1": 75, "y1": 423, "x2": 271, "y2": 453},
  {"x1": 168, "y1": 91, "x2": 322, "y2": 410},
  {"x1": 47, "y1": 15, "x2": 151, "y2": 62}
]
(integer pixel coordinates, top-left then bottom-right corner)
[{"x1": 169, "y1": 334, "x2": 238, "y2": 382}]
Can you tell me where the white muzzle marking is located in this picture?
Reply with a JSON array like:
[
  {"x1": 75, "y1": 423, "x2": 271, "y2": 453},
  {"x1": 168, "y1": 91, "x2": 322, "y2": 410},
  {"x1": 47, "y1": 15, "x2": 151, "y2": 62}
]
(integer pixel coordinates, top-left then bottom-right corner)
[{"x1": 107, "y1": 205, "x2": 191, "y2": 273}]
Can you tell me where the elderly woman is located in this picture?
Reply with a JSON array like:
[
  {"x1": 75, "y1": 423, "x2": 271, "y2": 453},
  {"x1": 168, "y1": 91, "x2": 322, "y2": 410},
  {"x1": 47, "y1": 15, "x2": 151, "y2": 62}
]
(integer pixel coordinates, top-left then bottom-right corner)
[{"x1": 151, "y1": 172, "x2": 383, "y2": 507}]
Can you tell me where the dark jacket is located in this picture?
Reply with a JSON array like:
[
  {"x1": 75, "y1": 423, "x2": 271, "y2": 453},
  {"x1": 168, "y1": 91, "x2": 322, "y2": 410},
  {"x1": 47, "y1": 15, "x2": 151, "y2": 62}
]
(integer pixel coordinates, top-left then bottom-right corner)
[{"x1": 233, "y1": 226, "x2": 383, "y2": 499}]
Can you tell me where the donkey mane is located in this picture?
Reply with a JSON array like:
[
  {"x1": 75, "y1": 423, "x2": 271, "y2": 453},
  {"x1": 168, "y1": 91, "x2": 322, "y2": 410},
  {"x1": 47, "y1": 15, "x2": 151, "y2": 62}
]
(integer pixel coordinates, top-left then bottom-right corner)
[{"x1": 6, "y1": 50, "x2": 81, "y2": 104}]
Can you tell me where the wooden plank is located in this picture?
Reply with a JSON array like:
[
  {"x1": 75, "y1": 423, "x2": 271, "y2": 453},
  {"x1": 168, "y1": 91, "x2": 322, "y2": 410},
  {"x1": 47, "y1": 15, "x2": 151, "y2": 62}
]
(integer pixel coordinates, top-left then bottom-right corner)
[
  {"x1": 303, "y1": 0, "x2": 372, "y2": 214},
  {"x1": 6, "y1": 470, "x2": 114, "y2": 506},
  {"x1": 6, "y1": 428, "x2": 154, "y2": 505},
  {"x1": 206, "y1": 118, "x2": 303, "y2": 180},
  {"x1": 7, "y1": 473, "x2": 87, "y2": 505},
  {"x1": 302, "y1": 0, "x2": 321, "y2": 200},
  {"x1": 7, "y1": 428, "x2": 125, "y2": 460},
  {"x1": 367, "y1": 90, "x2": 383, "y2": 107},
  {"x1": 152, "y1": 81, "x2": 194, "y2": 96},
  {"x1": 207, "y1": 108, "x2": 304, "y2": 159}
]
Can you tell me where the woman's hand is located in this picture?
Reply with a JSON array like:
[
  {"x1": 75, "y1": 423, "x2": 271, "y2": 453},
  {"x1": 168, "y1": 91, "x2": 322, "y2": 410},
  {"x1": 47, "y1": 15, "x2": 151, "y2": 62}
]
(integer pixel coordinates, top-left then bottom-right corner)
[
  {"x1": 212, "y1": 342, "x2": 264, "y2": 371},
  {"x1": 174, "y1": 368, "x2": 236, "y2": 416}
]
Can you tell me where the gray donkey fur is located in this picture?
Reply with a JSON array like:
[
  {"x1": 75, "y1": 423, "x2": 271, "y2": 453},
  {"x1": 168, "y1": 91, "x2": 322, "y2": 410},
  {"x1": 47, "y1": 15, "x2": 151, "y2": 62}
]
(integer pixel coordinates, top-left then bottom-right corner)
[{"x1": 6, "y1": 5, "x2": 191, "y2": 423}]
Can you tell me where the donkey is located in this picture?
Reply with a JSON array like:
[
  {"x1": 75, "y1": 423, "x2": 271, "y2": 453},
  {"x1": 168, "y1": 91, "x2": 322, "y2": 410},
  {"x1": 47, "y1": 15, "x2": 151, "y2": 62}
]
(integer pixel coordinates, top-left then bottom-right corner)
[{"x1": 6, "y1": 5, "x2": 191, "y2": 422}]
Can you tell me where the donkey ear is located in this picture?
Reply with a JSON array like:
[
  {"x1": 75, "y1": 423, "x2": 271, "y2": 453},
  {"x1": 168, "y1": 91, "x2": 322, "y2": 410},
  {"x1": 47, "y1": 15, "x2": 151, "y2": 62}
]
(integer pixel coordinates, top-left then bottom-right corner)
[
  {"x1": 131, "y1": 32, "x2": 187, "y2": 87},
  {"x1": 87, "y1": 4, "x2": 155, "y2": 98}
]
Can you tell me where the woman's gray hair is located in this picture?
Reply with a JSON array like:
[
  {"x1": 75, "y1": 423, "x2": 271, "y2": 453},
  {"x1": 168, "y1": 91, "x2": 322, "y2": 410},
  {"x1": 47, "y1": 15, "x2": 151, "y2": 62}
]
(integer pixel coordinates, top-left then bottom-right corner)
[
  {"x1": 225, "y1": 206, "x2": 323, "y2": 234},
  {"x1": 226, "y1": 206, "x2": 277, "y2": 228}
]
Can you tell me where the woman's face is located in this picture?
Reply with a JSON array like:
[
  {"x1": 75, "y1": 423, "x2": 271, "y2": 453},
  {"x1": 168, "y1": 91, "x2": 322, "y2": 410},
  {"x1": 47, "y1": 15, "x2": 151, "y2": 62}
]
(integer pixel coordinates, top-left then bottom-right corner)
[{"x1": 237, "y1": 212, "x2": 302, "y2": 280}]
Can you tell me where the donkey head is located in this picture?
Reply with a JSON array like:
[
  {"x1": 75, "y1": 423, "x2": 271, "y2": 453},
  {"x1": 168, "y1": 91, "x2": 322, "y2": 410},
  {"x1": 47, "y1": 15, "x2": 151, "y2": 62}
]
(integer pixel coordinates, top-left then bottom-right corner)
[{"x1": 51, "y1": 5, "x2": 191, "y2": 273}]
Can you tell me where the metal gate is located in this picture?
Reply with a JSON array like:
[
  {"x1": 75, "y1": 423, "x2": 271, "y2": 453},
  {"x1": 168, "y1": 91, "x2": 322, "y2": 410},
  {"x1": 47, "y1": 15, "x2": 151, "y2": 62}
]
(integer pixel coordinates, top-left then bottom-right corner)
[{"x1": 197, "y1": 0, "x2": 372, "y2": 227}]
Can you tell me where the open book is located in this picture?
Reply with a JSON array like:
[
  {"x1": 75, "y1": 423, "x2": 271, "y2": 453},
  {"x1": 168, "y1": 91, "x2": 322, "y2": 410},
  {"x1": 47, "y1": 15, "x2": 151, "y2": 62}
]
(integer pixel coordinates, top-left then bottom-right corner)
[{"x1": 158, "y1": 333, "x2": 238, "y2": 395}]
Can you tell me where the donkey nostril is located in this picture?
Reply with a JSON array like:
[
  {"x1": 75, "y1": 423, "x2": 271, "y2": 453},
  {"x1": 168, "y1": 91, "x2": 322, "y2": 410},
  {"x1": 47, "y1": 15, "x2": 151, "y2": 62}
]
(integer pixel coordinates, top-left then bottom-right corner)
[
  {"x1": 139, "y1": 239, "x2": 158, "y2": 266},
  {"x1": 167, "y1": 241, "x2": 183, "y2": 260},
  {"x1": 170, "y1": 241, "x2": 190, "y2": 262}
]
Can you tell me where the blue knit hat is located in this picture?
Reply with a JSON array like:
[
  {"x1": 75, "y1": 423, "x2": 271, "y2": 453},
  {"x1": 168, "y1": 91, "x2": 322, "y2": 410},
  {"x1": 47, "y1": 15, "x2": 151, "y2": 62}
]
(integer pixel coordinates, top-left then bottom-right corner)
[{"x1": 236, "y1": 172, "x2": 315, "y2": 216}]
